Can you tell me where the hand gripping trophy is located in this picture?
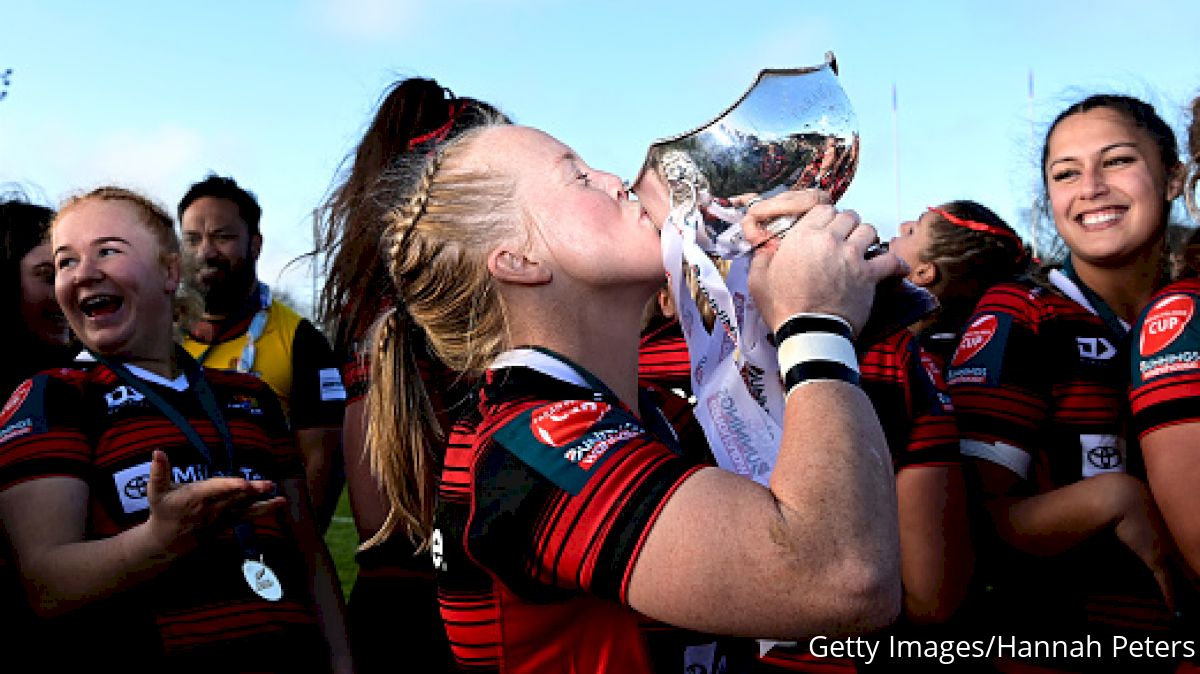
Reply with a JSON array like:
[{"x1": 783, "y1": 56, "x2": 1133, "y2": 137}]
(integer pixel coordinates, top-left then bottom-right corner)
[{"x1": 636, "y1": 52, "x2": 935, "y2": 484}]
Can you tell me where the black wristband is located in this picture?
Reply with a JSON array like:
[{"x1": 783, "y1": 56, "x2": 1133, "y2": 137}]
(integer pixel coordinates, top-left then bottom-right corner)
[
  {"x1": 771, "y1": 313, "x2": 854, "y2": 346},
  {"x1": 783, "y1": 360, "x2": 861, "y2": 394}
]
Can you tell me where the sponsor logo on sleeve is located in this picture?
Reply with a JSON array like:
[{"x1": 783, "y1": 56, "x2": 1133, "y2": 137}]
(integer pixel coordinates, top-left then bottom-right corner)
[
  {"x1": 919, "y1": 352, "x2": 954, "y2": 414},
  {"x1": 530, "y1": 401, "x2": 611, "y2": 447},
  {"x1": 919, "y1": 351, "x2": 946, "y2": 389},
  {"x1": 951, "y1": 315, "x2": 998, "y2": 367},
  {"x1": 0, "y1": 379, "x2": 33, "y2": 427},
  {"x1": 0, "y1": 418, "x2": 34, "y2": 444},
  {"x1": 1139, "y1": 294, "x2": 1194, "y2": 357},
  {"x1": 946, "y1": 313, "x2": 1010, "y2": 387},
  {"x1": 318, "y1": 368, "x2": 347, "y2": 401},
  {"x1": 496, "y1": 401, "x2": 645, "y2": 494}
]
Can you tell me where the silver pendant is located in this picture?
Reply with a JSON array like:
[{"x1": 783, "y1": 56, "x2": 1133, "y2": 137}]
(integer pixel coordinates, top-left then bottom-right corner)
[{"x1": 242, "y1": 556, "x2": 283, "y2": 601}]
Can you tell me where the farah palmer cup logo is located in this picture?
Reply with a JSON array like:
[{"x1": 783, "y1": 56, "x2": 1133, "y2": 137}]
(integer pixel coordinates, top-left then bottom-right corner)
[{"x1": 804, "y1": 635, "x2": 1195, "y2": 666}]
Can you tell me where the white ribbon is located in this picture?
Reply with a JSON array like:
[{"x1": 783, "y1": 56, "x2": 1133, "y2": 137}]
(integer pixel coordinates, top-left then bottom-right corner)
[{"x1": 661, "y1": 202, "x2": 786, "y2": 486}]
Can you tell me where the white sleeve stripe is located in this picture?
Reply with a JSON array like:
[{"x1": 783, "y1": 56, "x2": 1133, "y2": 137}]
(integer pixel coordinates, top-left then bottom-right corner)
[{"x1": 960, "y1": 439, "x2": 1030, "y2": 479}]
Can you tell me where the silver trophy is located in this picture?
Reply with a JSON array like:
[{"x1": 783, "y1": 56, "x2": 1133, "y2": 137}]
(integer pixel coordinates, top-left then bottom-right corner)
[
  {"x1": 638, "y1": 52, "x2": 936, "y2": 345},
  {"x1": 637, "y1": 52, "x2": 859, "y2": 258}
]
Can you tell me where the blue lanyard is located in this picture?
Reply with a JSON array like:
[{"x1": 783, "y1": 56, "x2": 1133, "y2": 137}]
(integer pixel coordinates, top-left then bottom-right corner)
[{"x1": 90, "y1": 347, "x2": 261, "y2": 557}]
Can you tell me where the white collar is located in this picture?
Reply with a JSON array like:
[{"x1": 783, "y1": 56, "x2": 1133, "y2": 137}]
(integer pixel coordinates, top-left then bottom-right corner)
[
  {"x1": 1047, "y1": 269, "x2": 1131, "y2": 332},
  {"x1": 124, "y1": 363, "x2": 190, "y2": 391},
  {"x1": 489, "y1": 348, "x2": 591, "y2": 390}
]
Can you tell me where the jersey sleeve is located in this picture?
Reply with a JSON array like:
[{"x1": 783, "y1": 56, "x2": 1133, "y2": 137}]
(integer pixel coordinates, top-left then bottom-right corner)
[
  {"x1": 861, "y1": 330, "x2": 960, "y2": 472},
  {"x1": 1129, "y1": 285, "x2": 1200, "y2": 439},
  {"x1": 288, "y1": 318, "x2": 346, "y2": 429},
  {"x1": 945, "y1": 284, "x2": 1052, "y2": 479},
  {"x1": 469, "y1": 399, "x2": 702, "y2": 606},
  {"x1": 0, "y1": 373, "x2": 91, "y2": 490},
  {"x1": 902, "y1": 340, "x2": 961, "y2": 469}
]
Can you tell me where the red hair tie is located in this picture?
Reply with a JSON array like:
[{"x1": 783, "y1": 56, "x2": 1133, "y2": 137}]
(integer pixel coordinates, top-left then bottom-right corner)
[
  {"x1": 927, "y1": 206, "x2": 1027, "y2": 263},
  {"x1": 406, "y1": 99, "x2": 464, "y2": 151}
]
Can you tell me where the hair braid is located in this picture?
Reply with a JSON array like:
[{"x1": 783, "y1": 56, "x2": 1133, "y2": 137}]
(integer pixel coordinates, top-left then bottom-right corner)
[{"x1": 364, "y1": 121, "x2": 519, "y2": 548}]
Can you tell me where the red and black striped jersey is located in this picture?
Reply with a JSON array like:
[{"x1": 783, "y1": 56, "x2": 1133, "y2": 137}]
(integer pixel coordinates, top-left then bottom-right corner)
[
  {"x1": 638, "y1": 316, "x2": 692, "y2": 398},
  {"x1": 0, "y1": 364, "x2": 328, "y2": 671},
  {"x1": 1129, "y1": 277, "x2": 1200, "y2": 439},
  {"x1": 946, "y1": 279, "x2": 1135, "y2": 487},
  {"x1": 434, "y1": 349, "x2": 708, "y2": 673},
  {"x1": 945, "y1": 278, "x2": 1172, "y2": 644},
  {"x1": 861, "y1": 328, "x2": 959, "y2": 472}
]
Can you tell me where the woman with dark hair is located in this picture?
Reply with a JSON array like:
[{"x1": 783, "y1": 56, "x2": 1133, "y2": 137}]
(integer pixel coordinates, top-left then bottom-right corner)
[
  {"x1": 0, "y1": 189, "x2": 79, "y2": 672},
  {"x1": 0, "y1": 189, "x2": 75, "y2": 397},
  {"x1": 315, "y1": 77, "x2": 506, "y2": 672},
  {"x1": 889, "y1": 200, "x2": 1030, "y2": 369},
  {"x1": 946, "y1": 94, "x2": 1187, "y2": 673}
]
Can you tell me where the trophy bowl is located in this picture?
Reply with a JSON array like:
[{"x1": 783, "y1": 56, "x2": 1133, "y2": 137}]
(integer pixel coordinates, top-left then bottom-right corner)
[
  {"x1": 639, "y1": 51, "x2": 937, "y2": 346},
  {"x1": 637, "y1": 52, "x2": 859, "y2": 256}
]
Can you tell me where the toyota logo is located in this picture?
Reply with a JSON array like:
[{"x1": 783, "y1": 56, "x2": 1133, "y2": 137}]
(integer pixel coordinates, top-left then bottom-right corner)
[
  {"x1": 1087, "y1": 445, "x2": 1122, "y2": 470},
  {"x1": 124, "y1": 474, "x2": 149, "y2": 499}
]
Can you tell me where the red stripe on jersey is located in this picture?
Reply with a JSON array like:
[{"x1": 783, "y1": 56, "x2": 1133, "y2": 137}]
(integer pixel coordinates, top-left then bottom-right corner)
[
  {"x1": 1130, "y1": 370, "x2": 1200, "y2": 413},
  {"x1": 440, "y1": 587, "x2": 503, "y2": 670},
  {"x1": 1051, "y1": 382, "x2": 1121, "y2": 424},
  {"x1": 157, "y1": 600, "x2": 317, "y2": 651},
  {"x1": 0, "y1": 430, "x2": 90, "y2": 482},
  {"x1": 953, "y1": 385, "x2": 1046, "y2": 431},
  {"x1": 617, "y1": 458, "x2": 700, "y2": 601},
  {"x1": 439, "y1": 364, "x2": 704, "y2": 672},
  {"x1": 532, "y1": 438, "x2": 679, "y2": 589},
  {"x1": 861, "y1": 330, "x2": 960, "y2": 469},
  {"x1": 1083, "y1": 594, "x2": 1175, "y2": 633}
]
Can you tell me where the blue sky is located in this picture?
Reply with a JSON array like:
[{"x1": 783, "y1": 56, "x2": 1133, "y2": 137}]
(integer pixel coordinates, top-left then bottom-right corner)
[{"x1": 4, "y1": 0, "x2": 1200, "y2": 312}]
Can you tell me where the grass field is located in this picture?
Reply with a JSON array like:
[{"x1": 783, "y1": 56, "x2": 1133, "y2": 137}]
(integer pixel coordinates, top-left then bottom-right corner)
[{"x1": 323, "y1": 487, "x2": 359, "y2": 597}]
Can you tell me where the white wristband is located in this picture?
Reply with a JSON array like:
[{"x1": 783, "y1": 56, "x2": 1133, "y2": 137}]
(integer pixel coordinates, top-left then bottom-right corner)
[{"x1": 776, "y1": 332, "x2": 859, "y2": 376}]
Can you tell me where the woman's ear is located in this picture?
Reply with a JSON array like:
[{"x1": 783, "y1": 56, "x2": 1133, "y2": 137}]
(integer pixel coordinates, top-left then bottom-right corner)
[
  {"x1": 910, "y1": 260, "x2": 940, "y2": 288},
  {"x1": 487, "y1": 247, "x2": 552, "y2": 286}
]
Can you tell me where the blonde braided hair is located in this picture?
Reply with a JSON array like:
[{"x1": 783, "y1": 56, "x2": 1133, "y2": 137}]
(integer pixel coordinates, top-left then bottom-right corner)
[{"x1": 364, "y1": 120, "x2": 521, "y2": 549}]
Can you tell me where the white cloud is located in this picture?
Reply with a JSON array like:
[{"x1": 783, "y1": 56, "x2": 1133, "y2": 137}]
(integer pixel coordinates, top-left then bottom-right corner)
[{"x1": 304, "y1": 0, "x2": 424, "y2": 41}]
